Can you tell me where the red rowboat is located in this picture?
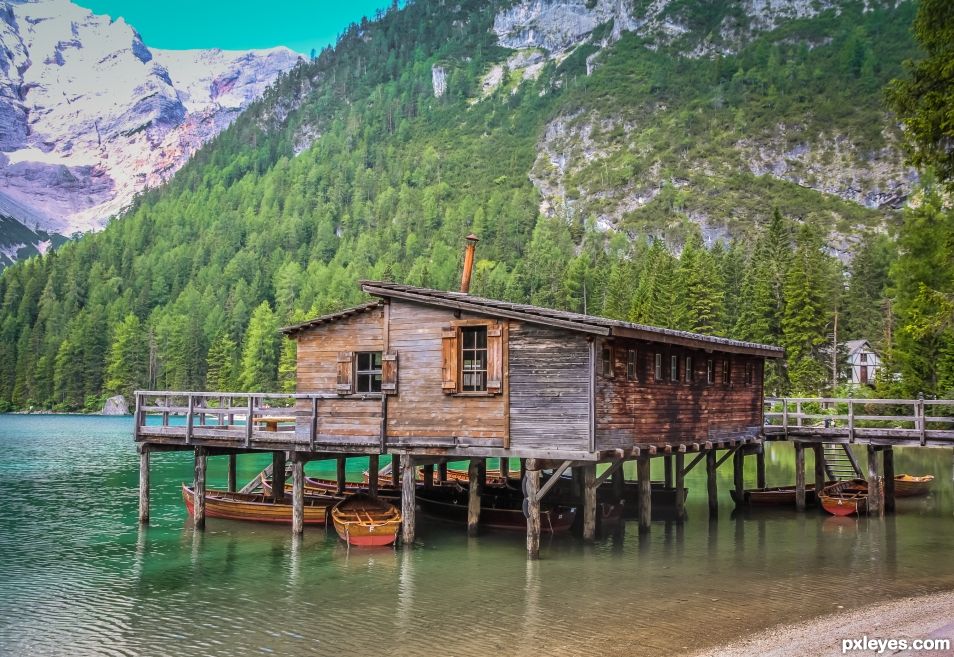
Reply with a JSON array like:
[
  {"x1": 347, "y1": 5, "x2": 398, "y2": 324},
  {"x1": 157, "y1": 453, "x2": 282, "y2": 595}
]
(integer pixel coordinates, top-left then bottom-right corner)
[
  {"x1": 819, "y1": 479, "x2": 869, "y2": 516},
  {"x1": 331, "y1": 494, "x2": 402, "y2": 547},
  {"x1": 181, "y1": 484, "x2": 336, "y2": 524}
]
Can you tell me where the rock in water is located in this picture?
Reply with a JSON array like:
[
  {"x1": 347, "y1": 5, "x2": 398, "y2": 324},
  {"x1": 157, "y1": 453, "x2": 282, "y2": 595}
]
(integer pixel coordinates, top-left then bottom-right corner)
[{"x1": 102, "y1": 395, "x2": 129, "y2": 415}]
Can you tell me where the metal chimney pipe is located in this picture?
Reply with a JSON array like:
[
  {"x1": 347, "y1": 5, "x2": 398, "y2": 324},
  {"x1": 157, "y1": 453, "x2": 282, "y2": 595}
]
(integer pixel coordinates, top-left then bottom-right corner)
[{"x1": 460, "y1": 233, "x2": 479, "y2": 294}]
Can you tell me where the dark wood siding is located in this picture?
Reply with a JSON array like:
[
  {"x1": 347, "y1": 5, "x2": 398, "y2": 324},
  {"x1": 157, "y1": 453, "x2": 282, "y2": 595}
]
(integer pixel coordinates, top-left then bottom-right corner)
[{"x1": 508, "y1": 323, "x2": 591, "y2": 452}]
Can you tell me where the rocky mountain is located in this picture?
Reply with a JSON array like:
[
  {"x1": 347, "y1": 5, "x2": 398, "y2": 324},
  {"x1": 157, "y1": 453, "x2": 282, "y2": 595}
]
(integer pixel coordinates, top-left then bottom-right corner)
[{"x1": 0, "y1": 0, "x2": 300, "y2": 265}]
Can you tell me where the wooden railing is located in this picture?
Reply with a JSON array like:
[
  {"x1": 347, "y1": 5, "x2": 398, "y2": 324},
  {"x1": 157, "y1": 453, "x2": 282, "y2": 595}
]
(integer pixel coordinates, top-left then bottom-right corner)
[
  {"x1": 133, "y1": 390, "x2": 386, "y2": 449},
  {"x1": 763, "y1": 397, "x2": 954, "y2": 446}
]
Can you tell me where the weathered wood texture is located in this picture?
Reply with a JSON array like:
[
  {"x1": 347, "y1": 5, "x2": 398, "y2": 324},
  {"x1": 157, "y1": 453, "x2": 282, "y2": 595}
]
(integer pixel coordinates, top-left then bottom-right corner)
[
  {"x1": 138, "y1": 445, "x2": 149, "y2": 523},
  {"x1": 595, "y1": 343, "x2": 764, "y2": 449},
  {"x1": 509, "y1": 322, "x2": 590, "y2": 452},
  {"x1": 795, "y1": 443, "x2": 806, "y2": 511},
  {"x1": 401, "y1": 457, "x2": 416, "y2": 544},
  {"x1": 292, "y1": 457, "x2": 304, "y2": 536},
  {"x1": 525, "y1": 460, "x2": 541, "y2": 560},
  {"x1": 467, "y1": 458, "x2": 482, "y2": 536},
  {"x1": 637, "y1": 457, "x2": 651, "y2": 533},
  {"x1": 583, "y1": 463, "x2": 597, "y2": 541},
  {"x1": 193, "y1": 446, "x2": 207, "y2": 529}
]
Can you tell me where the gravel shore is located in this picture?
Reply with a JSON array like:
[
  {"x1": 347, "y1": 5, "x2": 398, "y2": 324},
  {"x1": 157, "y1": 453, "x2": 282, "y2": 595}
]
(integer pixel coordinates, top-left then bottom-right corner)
[{"x1": 687, "y1": 590, "x2": 954, "y2": 657}]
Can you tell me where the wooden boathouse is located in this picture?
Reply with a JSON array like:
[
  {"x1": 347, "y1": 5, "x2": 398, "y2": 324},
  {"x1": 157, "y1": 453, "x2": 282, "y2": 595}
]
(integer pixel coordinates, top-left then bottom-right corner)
[{"x1": 135, "y1": 237, "x2": 791, "y2": 557}]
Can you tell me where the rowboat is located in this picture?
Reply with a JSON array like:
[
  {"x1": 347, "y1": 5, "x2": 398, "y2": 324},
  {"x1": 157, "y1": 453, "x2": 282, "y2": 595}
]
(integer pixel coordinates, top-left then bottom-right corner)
[
  {"x1": 260, "y1": 474, "x2": 401, "y2": 500},
  {"x1": 416, "y1": 484, "x2": 577, "y2": 533},
  {"x1": 181, "y1": 484, "x2": 336, "y2": 524},
  {"x1": 367, "y1": 467, "x2": 510, "y2": 488},
  {"x1": 331, "y1": 494, "x2": 402, "y2": 547},
  {"x1": 894, "y1": 474, "x2": 934, "y2": 497},
  {"x1": 729, "y1": 484, "x2": 824, "y2": 507},
  {"x1": 819, "y1": 479, "x2": 869, "y2": 516}
]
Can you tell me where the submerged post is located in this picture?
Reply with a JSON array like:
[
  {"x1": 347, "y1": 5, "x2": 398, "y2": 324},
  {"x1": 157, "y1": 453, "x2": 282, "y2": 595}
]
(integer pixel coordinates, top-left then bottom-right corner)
[
  {"x1": 368, "y1": 454, "x2": 379, "y2": 496},
  {"x1": 583, "y1": 463, "x2": 597, "y2": 542},
  {"x1": 227, "y1": 453, "x2": 237, "y2": 493},
  {"x1": 467, "y1": 458, "x2": 483, "y2": 537},
  {"x1": 813, "y1": 444, "x2": 826, "y2": 508},
  {"x1": 336, "y1": 456, "x2": 346, "y2": 494},
  {"x1": 675, "y1": 452, "x2": 686, "y2": 522},
  {"x1": 706, "y1": 449, "x2": 718, "y2": 519},
  {"x1": 138, "y1": 444, "x2": 150, "y2": 524},
  {"x1": 525, "y1": 459, "x2": 541, "y2": 560},
  {"x1": 292, "y1": 455, "x2": 305, "y2": 536},
  {"x1": 664, "y1": 455, "x2": 674, "y2": 489},
  {"x1": 733, "y1": 449, "x2": 744, "y2": 504},
  {"x1": 638, "y1": 456, "x2": 652, "y2": 533},
  {"x1": 883, "y1": 447, "x2": 895, "y2": 513},
  {"x1": 193, "y1": 446, "x2": 207, "y2": 529},
  {"x1": 756, "y1": 443, "x2": 767, "y2": 489},
  {"x1": 272, "y1": 451, "x2": 286, "y2": 502},
  {"x1": 794, "y1": 442, "x2": 806, "y2": 511},
  {"x1": 401, "y1": 456, "x2": 416, "y2": 545}
]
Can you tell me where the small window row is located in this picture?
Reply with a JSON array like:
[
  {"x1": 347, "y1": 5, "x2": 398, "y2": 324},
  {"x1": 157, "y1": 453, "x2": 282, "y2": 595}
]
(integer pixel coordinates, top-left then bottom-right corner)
[{"x1": 599, "y1": 346, "x2": 758, "y2": 386}]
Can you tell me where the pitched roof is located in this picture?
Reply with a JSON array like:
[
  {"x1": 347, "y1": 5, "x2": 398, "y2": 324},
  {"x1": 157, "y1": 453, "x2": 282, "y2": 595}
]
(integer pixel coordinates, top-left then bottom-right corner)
[
  {"x1": 842, "y1": 339, "x2": 874, "y2": 355},
  {"x1": 280, "y1": 300, "x2": 383, "y2": 335},
  {"x1": 360, "y1": 281, "x2": 784, "y2": 358}
]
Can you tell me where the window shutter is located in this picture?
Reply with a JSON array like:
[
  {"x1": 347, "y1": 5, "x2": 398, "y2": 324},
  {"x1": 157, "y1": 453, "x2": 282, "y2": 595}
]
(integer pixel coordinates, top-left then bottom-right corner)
[
  {"x1": 382, "y1": 351, "x2": 398, "y2": 394},
  {"x1": 486, "y1": 324, "x2": 503, "y2": 394},
  {"x1": 336, "y1": 351, "x2": 354, "y2": 394},
  {"x1": 441, "y1": 327, "x2": 459, "y2": 393}
]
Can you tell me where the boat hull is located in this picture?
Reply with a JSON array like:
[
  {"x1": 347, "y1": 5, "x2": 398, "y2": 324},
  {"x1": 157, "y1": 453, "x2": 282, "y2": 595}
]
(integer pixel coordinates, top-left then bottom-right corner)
[
  {"x1": 416, "y1": 486, "x2": 577, "y2": 533},
  {"x1": 819, "y1": 479, "x2": 869, "y2": 517},
  {"x1": 730, "y1": 484, "x2": 823, "y2": 507},
  {"x1": 331, "y1": 494, "x2": 402, "y2": 547},
  {"x1": 894, "y1": 474, "x2": 934, "y2": 497},
  {"x1": 182, "y1": 484, "x2": 335, "y2": 525}
]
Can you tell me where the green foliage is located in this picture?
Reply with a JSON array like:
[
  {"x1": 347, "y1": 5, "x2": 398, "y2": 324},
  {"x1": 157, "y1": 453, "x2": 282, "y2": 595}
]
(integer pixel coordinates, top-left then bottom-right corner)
[
  {"x1": 239, "y1": 301, "x2": 279, "y2": 392},
  {"x1": 104, "y1": 314, "x2": 146, "y2": 402}
]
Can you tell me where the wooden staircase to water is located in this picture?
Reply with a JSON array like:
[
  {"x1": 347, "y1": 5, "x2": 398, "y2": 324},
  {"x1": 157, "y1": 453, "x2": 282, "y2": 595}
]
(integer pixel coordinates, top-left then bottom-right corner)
[{"x1": 823, "y1": 443, "x2": 863, "y2": 480}]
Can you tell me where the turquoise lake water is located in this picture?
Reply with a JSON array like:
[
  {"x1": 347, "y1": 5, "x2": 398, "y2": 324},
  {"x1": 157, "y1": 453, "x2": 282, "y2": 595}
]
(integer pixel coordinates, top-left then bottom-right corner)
[{"x1": 1, "y1": 414, "x2": 953, "y2": 656}]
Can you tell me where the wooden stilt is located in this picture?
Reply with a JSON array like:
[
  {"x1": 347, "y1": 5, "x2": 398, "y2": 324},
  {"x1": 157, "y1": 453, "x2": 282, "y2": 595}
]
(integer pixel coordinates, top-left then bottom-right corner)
[
  {"x1": 675, "y1": 452, "x2": 686, "y2": 522},
  {"x1": 478, "y1": 459, "x2": 487, "y2": 489},
  {"x1": 813, "y1": 444, "x2": 826, "y2": 508},
  {"x1": 756, "y1": 443, "x2": 766, "y2": 489},
  {"x1": 499, "y1": 457, "x2": 510, "y2": 483},
  {"x1": 883, "y1": 447, "x2": 895, "y2": 513},
  {"x1": 794, "y1": 443, "x2": 806, "y2": 511},
  {"x1": 583, "y1": 463, "x2": 597, "y2": 542},
  {"x1": 612, "y1": 465, "x2": 625, "y2": 499},
  {"x1": 867, "y1": 445, "x2": 882, "y2": 516},
  {"x1": 138, "y1": 444, "x2": 150, "y2": 524},
  {"x1": 401, "y1": 456, "x2": 416, "y2": 545},
  {"x1": 392, "y1": 454, "x2": 401, "y2": 486},
  {"x1": 292, "y1": 455, "x2": 304, "y2": 536},
  {"x1": 526, "y1": 459, "x2": 541, "y2": 560},
  {"x1": 438, "y1": 461, "x2": 448, "y2": 482},
  {"x1": 336, "y1": 456, "x2": 346, "y2": 494},
  {"x1": 193, "y1": 446, "x2": 207, "y2": 529},
  {"x1": 664, "y1": 455, "x2": 674, "y2": 489},
  {"x1": 706, "y1": 449, "x2": 718, "y2": 519},
  {"x1": 467, "y1": 458, "x2": 482, "y2": 537},
  {"x1": 368, "y1": 454, "x2": 379, "y2": 496},
  {"x1": 271, "y1": 451, "x2": 286, "y2": 502},
  {"x1": 638, "y1": 456, "x2": 652, "y2": 533},
  {"x1": 227, "y1": 453, "x2": 237, "y2": 493},
  {"x1": 423, "y1": 464, "x2": 434, "y2": 489},
  {"x1": 732, "y1": 448, "x2": 744, "y2": 505},
  {"x1": 520, "y1": 458, "x2": 527, "y2": 482}
]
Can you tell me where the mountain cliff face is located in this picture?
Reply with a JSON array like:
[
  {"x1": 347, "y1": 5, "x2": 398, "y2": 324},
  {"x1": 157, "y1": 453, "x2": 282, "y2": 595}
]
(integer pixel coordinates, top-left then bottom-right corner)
[{"x1": 0, "y1": 0, "x2": 300, "y2": 264}]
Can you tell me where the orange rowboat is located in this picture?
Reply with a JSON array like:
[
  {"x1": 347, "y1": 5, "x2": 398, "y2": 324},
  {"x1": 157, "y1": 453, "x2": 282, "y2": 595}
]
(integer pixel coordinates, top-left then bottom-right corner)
[
  {"x1": 894, "y1": 474, "x2": 934, "y2": 497},
  {"x1": 819, "y1": 479, "x2": 869, "y2": 517},
  {"x1": 181, "y1": 484, "x2": 336, "y2": 525},
  {"x1": 331, "y1": 494, "x2": 402, "y2": 547}
]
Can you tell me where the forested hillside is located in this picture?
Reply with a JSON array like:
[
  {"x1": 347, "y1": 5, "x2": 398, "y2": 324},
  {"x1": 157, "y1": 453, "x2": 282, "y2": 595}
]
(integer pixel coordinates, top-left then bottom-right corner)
[{"x1": 1, "y1": 0, "x2": 951, "y2": 412}]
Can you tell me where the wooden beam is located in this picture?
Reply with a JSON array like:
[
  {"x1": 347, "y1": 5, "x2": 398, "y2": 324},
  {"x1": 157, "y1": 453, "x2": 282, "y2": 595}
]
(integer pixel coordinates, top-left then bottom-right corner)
[
  {"x1": 423, "y1": 464, "x2": 434, "y2": 490},
  {"x1": 467, "y1": 458, "x2": 482, "y2": 537},
  {"x1": 594, "y1": 459, "x2": 624, "y2": 487},
  {"x1": 733, "y1": 448, "x2": 744, "y2": 505},
  {"x1": 336, "y1": 456, "x2": 346, "y2": 495},
  {"x1": 227, "y1": 453, "x2": 237, "y2": 493},
  {"x1": 706, "y1": 449, "x2": 718, "y2": 519},
  {"x1": 499, "y1": 457, "x2": 510, "y2": 483},
  {"x1": 583, "y1": 463, "x2": 597, "y2": 542},
  {"x1": 715, "y1": 445, "x2": 739, "y2": 469},
  {"x1": 638, "y1": 456, "x2": 651, "y2": 533},
  {"x1": 683, "y1": 452, "x2": 706, "y2": 476},
  {"x1": 795, "y1": 443, "x2": 806, "y2": 512},
  {"x1": 534, "y1": 460, "x2": 572, "y2": 502},
  {"x1": 867, "y1": 445, "x2": 882, "y2": 516},
  {"x1": 756, "y1": 443, "x2": 766, "y2": 489},
  {"x1": 883, "y1": 447, "x2": 895, "y2": 513},
  {"x1": 675, "y1": 451, "x2": 686, "y2": 522},
  {"x1": 664, "y1": 455, "x2": 674, "y2": 489},
  {"x1": 138, "y1": 444, "x2": 150, "y2": 524},
  {"x1": 438, "y1": 461, "x2": 448, "y2": 482},
  {"x1": 193, "y1": 446, "x2": 207, "y2": 529},
  {"x1": 525, "y1": 459, "x2": 541, "y2": 560},
  {"x1": 292, "y1": 455, "x2": 304, "y2": 536},
  {"x1": 272, "y1": 451, "x2": 286, "y2": 503},
  {"x1": 813, "y1": 444, "x2": 825, "y2": 509},
  {"x1": 401, "y1": 456, "x2": 416, "y2": 545}
]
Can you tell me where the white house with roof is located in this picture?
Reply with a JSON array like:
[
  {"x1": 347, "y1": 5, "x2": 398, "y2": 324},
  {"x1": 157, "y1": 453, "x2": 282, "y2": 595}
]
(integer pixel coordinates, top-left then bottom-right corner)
[{"x1": 842, "y1": 339, "x2": 881, "y2": 386}]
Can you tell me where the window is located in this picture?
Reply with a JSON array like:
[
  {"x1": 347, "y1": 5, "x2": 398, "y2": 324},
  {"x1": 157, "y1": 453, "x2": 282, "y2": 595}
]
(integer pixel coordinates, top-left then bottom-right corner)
[
  {"x1": 654, "y1": 353, "x2": 664, "y2": 381},
  {"x1": 744, "y1": 362, "x2": 755, "y2": 385},
  {"x1": 626, "y1": 349, "x2": 638, "y2": 381},
  {"x1": 460, "y1": 326, "x2": 488, "y2": 392},
  {"x1": 860, "y1": 353, "x2": 868, "y2": 363},
  {"x1": 684, "y1": 356, "x2": 693, "y2": 383},
  {"x1": 670, "y1": 355, "x2": 679, "y2": 382},
  {"x1": 722, "y1": 359, "x2": 731, "y2": 384},
  {"x1": 707, "y1": 359, "x2": 714, "y2": 384},
  {"x1": 601, "y1": 346, "x2": 613, "y2": 377},
  {"x1": 355, "y1": 352, "x2": 382, "y2": 392}
]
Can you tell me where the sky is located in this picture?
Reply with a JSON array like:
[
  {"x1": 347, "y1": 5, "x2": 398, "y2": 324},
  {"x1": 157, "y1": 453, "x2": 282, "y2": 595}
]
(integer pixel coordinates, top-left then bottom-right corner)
[{"x1": 76, "y1": 0, "x2": 394, "y2": 55}]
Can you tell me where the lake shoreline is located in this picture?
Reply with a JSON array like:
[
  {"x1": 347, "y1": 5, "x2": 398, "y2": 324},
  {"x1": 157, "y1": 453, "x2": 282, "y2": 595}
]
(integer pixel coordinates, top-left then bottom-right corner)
[{"x1": 687, "y1": 589, "x2": 954, "y2": 657}]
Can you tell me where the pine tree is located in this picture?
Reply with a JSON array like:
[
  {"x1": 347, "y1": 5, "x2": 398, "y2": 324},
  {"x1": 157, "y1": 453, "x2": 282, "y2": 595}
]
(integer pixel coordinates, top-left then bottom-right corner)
[
  {"x1": 206, "y1": 332, "x2": 238, "y2": 392},
  {"x1": 278, "y1": 338, "x2": 298, "y2": 393},
  {"x1": 239, "y1": 301, "x2": 279, "y2": 392},
  {"x1": 104, "y1": 314, "x2": 146, "y2": 402},
  {"x1": 676, "y1": 234, "x2": 725, "y2": 334}
]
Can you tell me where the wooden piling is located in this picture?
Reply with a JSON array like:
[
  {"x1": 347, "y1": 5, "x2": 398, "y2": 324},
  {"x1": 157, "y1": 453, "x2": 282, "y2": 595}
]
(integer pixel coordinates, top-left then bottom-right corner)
[
  {"x1": 227, "y1": 453, "x2": 237, "y2": 493},
  {"x1": 756, "y1": 443, "x2": 766, "y2": 489},
  {"x1": 732, "y1": 448, "x2": 744, "y2": 504},
  {"x1": 368, "y1": 454, "x2": 379, "y2": 496},
  {"x1": 392, "y1": 454, "x2": 402, "y2": 486},
  {"x1": 867, "y1": 445, "x2": 882, "y2": 516},
  {"x1": 794, "y1": 442, "x2": 806, "y2": 511},
  {"x1": 883, "y1": 447, "x2": 895, "y2": 513},
  {"x1": 638, "y1": 456, "x2": 652, "y2": 533},
  {"x1": 467, "y1": 458, "x2": 482, "y2": 537},
  {"x1": 525, "y1": 459, "x2": 541, "y2": 560},
  {"x1": 401, "y1": 456, "x2": 416, "y2": 545},
  {"x1": 438, "y1": 461, "x2": 448, "y2": 483},
  {"x1": 193, "y1": 446, "x2": 207, "y2": 529},
  {"x1": 612, "y1": 465, "x2": 625, "y2": 499},
  {"x1": 583, "y1": 463, "x2": 597, "y2": 542},
  {"x1": 292, "y1": 456, "x2": 304, "y2": 536},
  {"x1": 423, "y1": 464, "x2": 434, "y2": 489},
  {"x1": 499, "y1": 457, "x2": 510, "y2": 483},
  {"x1": 706, "y1": 449, "x2": 718, "y2": 519},
  {"x1": 813, "y1": 444, "x2": 826, "y2": 509},
  {"x1": 272, "y1": 451, "x2": 286, "y2": 502},
  {"x1": 675, "y1": 452, "x2": 686, "y2": 521},
  {"x1": 336, "y1": 456, "x2": 346, "y2": 494},
  {"x1": 138, "y1": 444, "x2": 150, "y2": 524},
  {"x1": 664, "y1": 455, "x2": 674, "y2": 489}
]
